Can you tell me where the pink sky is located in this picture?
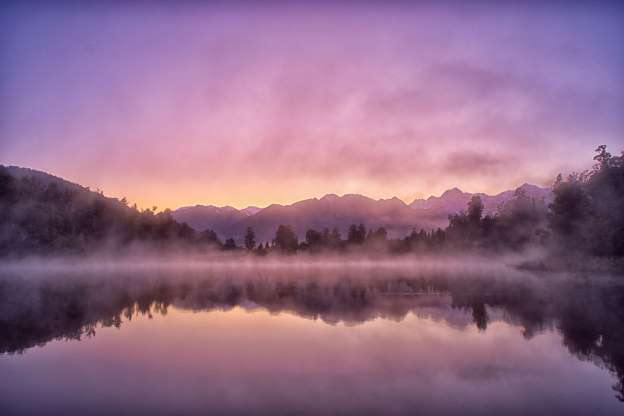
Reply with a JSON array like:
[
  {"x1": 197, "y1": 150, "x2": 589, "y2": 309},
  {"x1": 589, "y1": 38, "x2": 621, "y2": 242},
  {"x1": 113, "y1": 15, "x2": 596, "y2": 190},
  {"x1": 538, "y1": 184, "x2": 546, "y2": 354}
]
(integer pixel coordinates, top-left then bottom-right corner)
[{"x1": 1, "y1": 2, "x2": 623, "y2": 209}]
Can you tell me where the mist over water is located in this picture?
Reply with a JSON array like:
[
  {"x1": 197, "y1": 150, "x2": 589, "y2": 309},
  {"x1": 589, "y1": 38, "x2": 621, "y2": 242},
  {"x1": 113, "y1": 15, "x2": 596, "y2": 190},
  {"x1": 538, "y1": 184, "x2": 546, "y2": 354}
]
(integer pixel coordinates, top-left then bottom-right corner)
[{"x1": 1, "y1": 257, "x2": 623, "y2": 415}]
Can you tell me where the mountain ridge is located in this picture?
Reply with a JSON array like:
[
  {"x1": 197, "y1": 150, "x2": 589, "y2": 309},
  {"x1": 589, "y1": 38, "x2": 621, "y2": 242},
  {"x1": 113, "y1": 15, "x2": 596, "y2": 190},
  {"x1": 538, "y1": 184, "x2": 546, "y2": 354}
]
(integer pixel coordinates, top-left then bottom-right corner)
[
  {"x1": 173, "y1": 184, "x2": 552, "y2": 242},
  {"x1": 2, "y1": 165, "x2": 552, "y2": 243},
  {"x1": 409, "y1": 183, "x2": 551, "y2": 213}
]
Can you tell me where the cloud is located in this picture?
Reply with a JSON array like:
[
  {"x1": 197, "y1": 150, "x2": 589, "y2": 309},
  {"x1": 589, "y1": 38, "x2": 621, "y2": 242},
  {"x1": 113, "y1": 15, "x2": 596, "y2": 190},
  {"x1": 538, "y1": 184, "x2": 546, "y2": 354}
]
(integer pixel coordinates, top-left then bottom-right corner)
[
  {"x1": 444, "y1": 151, "x2": 512, "y2": 176},
  {"x1": 1, "y1": 2, "x2": 623, "y2": 208}
]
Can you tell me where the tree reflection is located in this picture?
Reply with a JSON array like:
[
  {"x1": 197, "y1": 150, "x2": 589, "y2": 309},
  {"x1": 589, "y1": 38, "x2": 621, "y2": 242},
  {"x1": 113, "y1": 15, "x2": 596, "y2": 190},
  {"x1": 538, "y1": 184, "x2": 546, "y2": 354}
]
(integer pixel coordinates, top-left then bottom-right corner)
[{"x1": 0, "y1": 270, "x2": 623, "y2": 402}]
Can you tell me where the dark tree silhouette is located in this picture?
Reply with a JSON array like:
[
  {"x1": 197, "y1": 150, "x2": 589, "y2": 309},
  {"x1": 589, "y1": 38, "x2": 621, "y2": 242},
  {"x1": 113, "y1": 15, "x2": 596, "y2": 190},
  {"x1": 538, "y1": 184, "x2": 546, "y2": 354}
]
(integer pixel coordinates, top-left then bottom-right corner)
[
  {"x1": 199, "y1": 229, "x2": 221, "y2": 247},
  {"x1": 548, "y1": 145, "x2": 624, "y2": 256},
  {"x1": 223, "y1": 238, "x2": 238, "y2": 250},
  {"x1": 347, "y1": 223, "x2": 367, "y2": 245},
  {"x1": 244, "y1": 226, "x2": 256, "y2": 251},
  {"x1": 273, "y1": 224, "x2": 298, "y2": 253},
  {"x1": 305, "y1": 229, "x2": 322, "y2": 246},
  {"x1": 467, "y1": 195, "x2": 484, "y2": 224},
  {"x1": 549, "y1": 174, "x2": 591, "y2": 249}
]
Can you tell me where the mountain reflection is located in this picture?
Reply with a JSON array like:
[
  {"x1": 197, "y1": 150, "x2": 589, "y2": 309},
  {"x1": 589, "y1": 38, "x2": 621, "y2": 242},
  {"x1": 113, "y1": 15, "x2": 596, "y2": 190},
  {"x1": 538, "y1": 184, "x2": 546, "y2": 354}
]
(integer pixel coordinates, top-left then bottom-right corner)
[{"x1": 1, "y1": 267, "x2": 623, "y2": 402}]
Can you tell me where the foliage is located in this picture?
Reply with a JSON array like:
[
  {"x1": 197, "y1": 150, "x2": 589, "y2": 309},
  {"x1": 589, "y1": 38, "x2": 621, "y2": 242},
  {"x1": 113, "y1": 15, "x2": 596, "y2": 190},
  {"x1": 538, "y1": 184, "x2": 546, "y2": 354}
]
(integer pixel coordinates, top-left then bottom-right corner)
[
  {"x1": 244, "y1": 226, "x2": 256, "y2": 251},
  {"x1": 0, "y1": 167, "x2": 221, "y2": 256},
  {"x1": 549, "y1": 145, "x2": 624, "y2": 257},
  {"x1": 273, "y1": 224, "x2": 298, "y2": 253},
  {"x1": 1, "y1": 145, "x2": 621, "y2": 259}
]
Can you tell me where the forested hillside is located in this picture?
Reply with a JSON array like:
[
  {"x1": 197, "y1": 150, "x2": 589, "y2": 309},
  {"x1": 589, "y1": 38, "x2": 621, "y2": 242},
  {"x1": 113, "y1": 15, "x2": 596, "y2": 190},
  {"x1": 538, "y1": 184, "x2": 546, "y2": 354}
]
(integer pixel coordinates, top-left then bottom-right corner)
[
  {"x1": 1, "y1": 146, "x2": 622, "y2": 259},
  {"x1": 0, "y1": 166, "x2": 219, "y2": 256}
]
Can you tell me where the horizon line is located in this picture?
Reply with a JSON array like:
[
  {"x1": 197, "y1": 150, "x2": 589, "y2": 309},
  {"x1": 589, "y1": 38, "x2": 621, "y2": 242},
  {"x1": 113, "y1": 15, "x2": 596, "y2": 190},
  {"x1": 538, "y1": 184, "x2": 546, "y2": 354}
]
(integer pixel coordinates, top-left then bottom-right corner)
[{"x1": 3, "y1": 164, "x2": 551, "y2": 212}]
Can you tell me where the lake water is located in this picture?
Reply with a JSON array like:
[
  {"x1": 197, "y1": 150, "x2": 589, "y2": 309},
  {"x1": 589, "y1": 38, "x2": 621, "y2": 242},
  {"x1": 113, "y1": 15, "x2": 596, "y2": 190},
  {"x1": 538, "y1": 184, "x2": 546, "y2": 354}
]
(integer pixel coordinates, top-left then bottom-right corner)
[{"x1": 1, "y1": 260, "x2": 623, "y2": 415}]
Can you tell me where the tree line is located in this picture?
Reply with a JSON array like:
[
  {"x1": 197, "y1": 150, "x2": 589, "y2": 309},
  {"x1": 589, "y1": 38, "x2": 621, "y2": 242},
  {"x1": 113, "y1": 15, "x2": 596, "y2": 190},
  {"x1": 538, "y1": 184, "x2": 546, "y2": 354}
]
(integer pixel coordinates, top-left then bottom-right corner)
[
  {"x1": 238, "y1": 145, "x2": 623, "y2": 258},
  {"x1": 0, "y1": 145, "x2": 622, "y2": 258},
  {"x1": 0, "y1": 171, "x2": 221, "y2": 256}
]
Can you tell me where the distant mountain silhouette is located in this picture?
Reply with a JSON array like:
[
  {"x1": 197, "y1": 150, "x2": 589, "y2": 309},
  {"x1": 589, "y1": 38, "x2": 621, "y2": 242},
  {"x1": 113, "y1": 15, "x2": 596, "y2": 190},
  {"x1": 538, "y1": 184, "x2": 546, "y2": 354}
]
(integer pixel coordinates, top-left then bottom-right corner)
[
  {"x1": 173, "y1": 205, "x2": 251, "y2": 237},
  {"x1": 2, "y1": 165, "x2": 552, "y2": 244},
  {"x1": 240, "y1": 206, "x2": 262, "y2": 216},
  {"x1": 410, "y1": 183, "x2": 552, "y2": 215},
  {"x1": 227, "y1": 194, "x2": 440, "y2": 243},
  {"x1": 173, "y1": 184, "x2": 552, "y2": 242}
]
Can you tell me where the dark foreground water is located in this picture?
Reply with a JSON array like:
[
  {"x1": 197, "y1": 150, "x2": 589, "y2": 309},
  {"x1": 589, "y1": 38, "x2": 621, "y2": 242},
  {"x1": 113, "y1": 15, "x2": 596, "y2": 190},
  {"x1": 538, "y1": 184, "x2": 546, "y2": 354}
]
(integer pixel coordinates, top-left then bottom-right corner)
[{"x1": 1, "y1": 260, "x2": 623, "y2": 415}]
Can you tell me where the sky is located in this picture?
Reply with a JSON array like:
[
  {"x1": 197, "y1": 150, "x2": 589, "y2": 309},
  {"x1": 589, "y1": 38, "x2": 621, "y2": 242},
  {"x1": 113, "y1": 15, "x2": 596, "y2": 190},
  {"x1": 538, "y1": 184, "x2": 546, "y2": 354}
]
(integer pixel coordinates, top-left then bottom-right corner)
[{"x1": 1, "y1": 1, "x2": 623, "y2": 210}]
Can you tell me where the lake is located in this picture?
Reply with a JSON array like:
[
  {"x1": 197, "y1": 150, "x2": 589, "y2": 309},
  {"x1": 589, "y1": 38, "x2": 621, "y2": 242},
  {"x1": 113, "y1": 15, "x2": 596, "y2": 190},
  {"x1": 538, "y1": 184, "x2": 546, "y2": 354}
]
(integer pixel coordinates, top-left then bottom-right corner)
[{"x1": 1, "y1": 259, "x2": 623, "y2": 415}]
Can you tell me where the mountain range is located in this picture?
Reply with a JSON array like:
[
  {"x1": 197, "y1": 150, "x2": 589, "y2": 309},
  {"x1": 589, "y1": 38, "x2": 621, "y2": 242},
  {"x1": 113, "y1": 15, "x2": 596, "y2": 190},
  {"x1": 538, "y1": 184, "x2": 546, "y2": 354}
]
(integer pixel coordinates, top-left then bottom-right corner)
[
  {"x1": 172, "y1": 184, "x2": 552, "y2": 243},
  {"x1": 2, "y1": 165, "x2": 551, "y2": 243}
]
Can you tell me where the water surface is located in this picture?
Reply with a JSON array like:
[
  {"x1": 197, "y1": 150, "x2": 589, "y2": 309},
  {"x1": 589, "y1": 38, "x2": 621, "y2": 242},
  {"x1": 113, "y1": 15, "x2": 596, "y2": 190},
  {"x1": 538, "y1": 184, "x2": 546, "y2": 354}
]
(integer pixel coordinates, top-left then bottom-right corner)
[{"x1": 1, "y1": 262, "x2": 623, "y2": 415}]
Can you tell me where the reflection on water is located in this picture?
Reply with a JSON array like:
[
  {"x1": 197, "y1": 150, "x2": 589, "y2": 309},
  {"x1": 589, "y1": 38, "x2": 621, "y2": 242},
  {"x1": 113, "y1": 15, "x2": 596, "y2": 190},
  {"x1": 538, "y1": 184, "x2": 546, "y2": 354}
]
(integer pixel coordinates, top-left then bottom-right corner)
[{"x1": 1, "y1": 264, "x2": 623, "y2": 415}]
